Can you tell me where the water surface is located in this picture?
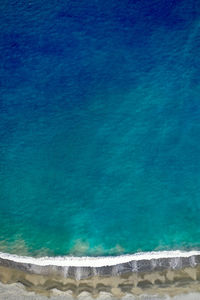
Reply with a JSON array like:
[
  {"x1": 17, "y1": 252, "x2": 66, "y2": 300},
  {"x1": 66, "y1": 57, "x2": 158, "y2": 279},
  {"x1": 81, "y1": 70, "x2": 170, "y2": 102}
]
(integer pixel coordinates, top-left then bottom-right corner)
[{"x1": 0, "y1": 0, "x2": 200, "y2": 256}]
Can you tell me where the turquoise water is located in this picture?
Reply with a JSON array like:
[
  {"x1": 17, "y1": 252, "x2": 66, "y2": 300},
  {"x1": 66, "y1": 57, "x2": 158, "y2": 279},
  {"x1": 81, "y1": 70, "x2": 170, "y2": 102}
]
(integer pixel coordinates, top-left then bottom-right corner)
[{"x1": 0, "y1": 0, "x2": 200, "y2": 257}]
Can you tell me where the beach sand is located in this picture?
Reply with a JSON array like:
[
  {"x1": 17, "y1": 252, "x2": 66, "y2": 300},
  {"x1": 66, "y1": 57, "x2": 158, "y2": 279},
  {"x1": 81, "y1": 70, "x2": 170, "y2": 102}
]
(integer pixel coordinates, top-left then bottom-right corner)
[
  {"x1": 1, "y1": 264, "x2": 200, "y2": 299},
  {"x1": 1, "y1": 251, "x2": 200, "y2": 299},
  {"x1": 1, "y1": 281, "x2": 200, "y2": 300}
]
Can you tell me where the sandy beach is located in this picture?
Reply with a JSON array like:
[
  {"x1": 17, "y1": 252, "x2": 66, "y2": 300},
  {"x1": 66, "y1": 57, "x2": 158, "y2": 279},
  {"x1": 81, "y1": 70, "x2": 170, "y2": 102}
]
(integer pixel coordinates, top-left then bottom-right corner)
[
  {"x1": 1, "y1": 281, "x2": 200, "y2": 300},
  {"x1": 1, "y1": 251, "x2": 200, "y2": 299}
]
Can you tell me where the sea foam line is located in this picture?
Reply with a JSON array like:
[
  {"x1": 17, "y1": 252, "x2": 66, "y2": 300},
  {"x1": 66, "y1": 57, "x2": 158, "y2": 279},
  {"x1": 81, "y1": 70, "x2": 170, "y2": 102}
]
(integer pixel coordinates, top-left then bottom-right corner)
[{"x1": 0, "y1": 250, "x2": 200, "y2": 267}]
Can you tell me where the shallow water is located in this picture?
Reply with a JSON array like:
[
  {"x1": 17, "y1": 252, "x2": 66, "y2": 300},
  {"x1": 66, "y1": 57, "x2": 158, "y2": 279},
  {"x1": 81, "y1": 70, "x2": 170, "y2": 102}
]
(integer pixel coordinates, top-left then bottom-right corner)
[{"x1": 0, "y1": 0, "x2": 200, "y2": 256}]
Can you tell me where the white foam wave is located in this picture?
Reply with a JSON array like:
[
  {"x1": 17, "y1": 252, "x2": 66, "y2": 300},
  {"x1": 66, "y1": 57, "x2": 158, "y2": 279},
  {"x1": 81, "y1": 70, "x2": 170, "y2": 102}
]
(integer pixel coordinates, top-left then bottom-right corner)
[{"x1": 0, "y1": 250, "x2": 200, "y2": 267}]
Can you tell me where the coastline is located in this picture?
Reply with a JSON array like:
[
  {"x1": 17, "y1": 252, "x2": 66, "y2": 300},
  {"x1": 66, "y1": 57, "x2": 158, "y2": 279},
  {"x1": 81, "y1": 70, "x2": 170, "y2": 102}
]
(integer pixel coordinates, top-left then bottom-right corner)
[
  {"x1": 1, "y1": 250, "x2": 200, "y2": 267},
  {"x1": 1, "y1": 250, "x2": 200, "y2": 298}
]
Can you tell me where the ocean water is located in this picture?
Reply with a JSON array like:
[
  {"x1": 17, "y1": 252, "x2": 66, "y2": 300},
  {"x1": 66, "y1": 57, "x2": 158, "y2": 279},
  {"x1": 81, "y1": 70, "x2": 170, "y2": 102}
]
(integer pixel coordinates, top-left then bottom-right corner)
[{"x1": 0, "y1": 0, "x2": 200, "y2": 257}]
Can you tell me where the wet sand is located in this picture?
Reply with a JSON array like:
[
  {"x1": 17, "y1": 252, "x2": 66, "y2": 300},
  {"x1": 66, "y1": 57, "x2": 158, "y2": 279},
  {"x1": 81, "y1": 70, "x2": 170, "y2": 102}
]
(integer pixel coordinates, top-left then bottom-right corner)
[
  {"x1": 1, "y1": 281, "x2": 200, "y2": 300},
  {"x1": 1, "y1": 263, "x2": 200, "y2": 299},
  {"x1": 1, "y1": 251, "x2": 200, "y2": 299}
]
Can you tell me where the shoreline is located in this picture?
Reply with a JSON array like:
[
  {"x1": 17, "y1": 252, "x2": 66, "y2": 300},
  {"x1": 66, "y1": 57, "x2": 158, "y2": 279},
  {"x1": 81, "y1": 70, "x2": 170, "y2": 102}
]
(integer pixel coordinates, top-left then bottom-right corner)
[
  {"x1": 1, "y1": 249, "x2": 200, "y2": 267},
  {"x1": 1, "y1": 250, "x2": 200, "y2": 297}
]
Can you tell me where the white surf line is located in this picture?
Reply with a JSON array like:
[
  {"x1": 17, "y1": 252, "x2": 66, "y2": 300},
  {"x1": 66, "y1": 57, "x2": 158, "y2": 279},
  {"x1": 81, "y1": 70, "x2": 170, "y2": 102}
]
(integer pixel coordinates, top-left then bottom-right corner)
[{"x1": 0, "y1": 250, "x2": 200, "y2": 267}]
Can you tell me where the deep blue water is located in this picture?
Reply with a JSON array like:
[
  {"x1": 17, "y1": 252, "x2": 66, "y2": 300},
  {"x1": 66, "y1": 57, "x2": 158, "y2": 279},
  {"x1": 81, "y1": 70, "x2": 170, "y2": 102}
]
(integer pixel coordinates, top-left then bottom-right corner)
[{"x1": 0, "y1": 0, "x2": 200, "y2": 256}]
